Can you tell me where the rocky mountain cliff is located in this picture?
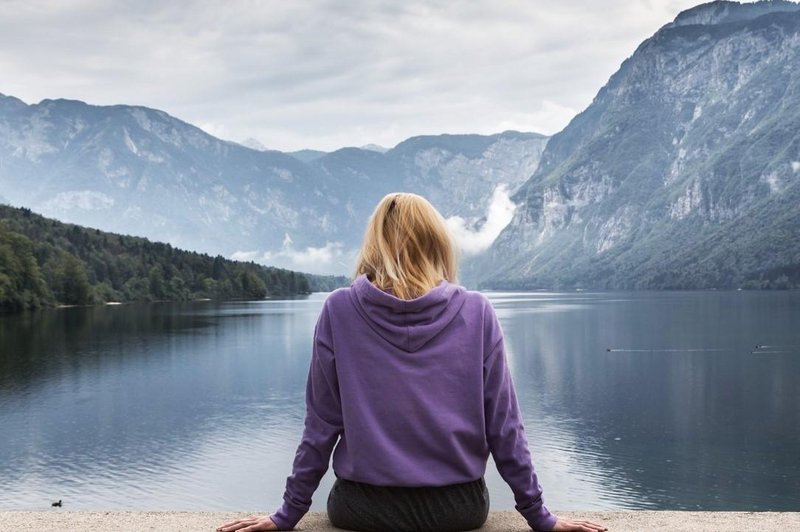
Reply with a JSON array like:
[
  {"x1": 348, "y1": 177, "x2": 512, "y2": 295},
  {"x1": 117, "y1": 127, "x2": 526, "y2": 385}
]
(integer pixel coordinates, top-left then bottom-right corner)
[
  {"x1": 0, "y1": 94, "x2": 546, "y2": 275},
  {"x1": 468, "y1": 0, "x2": 800, "y2": 289}
]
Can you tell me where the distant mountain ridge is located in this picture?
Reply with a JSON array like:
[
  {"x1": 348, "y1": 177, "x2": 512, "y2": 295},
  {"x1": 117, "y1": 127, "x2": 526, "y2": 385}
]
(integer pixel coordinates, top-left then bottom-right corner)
[
  {"x1": 467, "y1": 0, "x2": 800, "y2": 289},
  {"x1": 0, "y1": 92, "x2": 547, "y2": 275}
]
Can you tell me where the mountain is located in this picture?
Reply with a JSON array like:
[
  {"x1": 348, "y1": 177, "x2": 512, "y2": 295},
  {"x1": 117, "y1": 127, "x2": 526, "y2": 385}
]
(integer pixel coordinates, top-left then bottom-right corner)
[
  {"x1": 359, "y1": 143, "x2": 389, "y2": 153},
  {"x1": 0, "y1": 93, "x2": 547, "y2": 275},
  {"x1": 388, "y1": 131, "x2": 548, "y2": 220},
  {"x1": 467, "y1": 0, "x2": 800, "y2": 289},
  {"x1": 287, "y1": 149, "x2": 328, "y2": 163},
  {"x1": 238, "y1": 137, "x2": 268, "y2": 151}
]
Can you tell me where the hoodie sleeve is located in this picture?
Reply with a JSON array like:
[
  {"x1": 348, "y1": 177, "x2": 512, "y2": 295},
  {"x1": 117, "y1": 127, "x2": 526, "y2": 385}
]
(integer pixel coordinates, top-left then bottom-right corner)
[
  {"x1": 483, "y1": 301, "x2": 557, "y2": 532},
  {"x1": 271, "y1": 301, "x2": 343, "y2": 530}
]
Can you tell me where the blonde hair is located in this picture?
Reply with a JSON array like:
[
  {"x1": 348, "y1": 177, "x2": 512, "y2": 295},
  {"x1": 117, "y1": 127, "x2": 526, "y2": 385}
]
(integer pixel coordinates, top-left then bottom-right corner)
[{"x1": 354, "y1": 192, "x2": 459, "y2": 300}]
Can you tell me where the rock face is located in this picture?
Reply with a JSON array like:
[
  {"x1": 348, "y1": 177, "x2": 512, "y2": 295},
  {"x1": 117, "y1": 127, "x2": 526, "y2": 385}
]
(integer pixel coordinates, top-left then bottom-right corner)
[
  {"x1": 0, "y1": 93, "x2": 546, "y2": 274},
  {"x1": 469, "y1": 0, "x2": 800, "y2": 289}
]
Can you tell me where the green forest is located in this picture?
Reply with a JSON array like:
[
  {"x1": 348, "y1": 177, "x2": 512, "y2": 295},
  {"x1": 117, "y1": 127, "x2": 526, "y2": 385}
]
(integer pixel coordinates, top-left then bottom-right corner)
[{"x1": 0, "y1": 204, "x2": 348, "y2": 312}]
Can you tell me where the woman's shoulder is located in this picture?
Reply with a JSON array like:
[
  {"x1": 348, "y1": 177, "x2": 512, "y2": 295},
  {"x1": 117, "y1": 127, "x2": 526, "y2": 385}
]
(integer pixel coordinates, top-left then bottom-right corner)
[
  {"x1": 320, "y1": 281, "x2": 492, "y2": 313},
  {"x1": 459, "y1": 286, "x2": 493, "y2": 310},
  {"x1": 322, "y1": 285, "x2": 353, "y2": 310}
]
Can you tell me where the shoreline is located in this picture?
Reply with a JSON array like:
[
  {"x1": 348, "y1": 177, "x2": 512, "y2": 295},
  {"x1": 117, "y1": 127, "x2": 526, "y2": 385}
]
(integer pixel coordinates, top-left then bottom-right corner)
[{"x1": 2, "y1": 510, "x2": 799, "y2": 531}]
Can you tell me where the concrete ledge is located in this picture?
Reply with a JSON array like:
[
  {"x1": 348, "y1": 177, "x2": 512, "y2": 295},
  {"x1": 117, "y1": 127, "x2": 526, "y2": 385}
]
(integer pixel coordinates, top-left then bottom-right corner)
[{"x1": 2, "y1": 510, "x2": 799, "y2": 531}]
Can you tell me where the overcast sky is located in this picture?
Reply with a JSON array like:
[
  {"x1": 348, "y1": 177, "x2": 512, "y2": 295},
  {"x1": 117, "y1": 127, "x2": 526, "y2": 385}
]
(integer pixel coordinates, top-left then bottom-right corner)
[{"x1": 1, "y1": 0, "x2": 711, "y2": 152}]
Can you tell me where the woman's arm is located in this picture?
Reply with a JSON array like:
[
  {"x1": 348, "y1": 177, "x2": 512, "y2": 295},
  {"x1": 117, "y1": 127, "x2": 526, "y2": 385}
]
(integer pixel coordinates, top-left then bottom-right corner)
[
  {"x1": 269, "y1": 302, "x2": 343, "y2": 529},
  {"x1": 482, "y1": 301, "x2": 605, "y2": 532},
  {"x1": 483, "y1": 309, "x2": 557, "y2": 531}
]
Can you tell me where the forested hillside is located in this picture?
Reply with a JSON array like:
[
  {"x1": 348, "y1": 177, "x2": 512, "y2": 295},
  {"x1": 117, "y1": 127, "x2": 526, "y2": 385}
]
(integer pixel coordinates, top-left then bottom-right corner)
[{"x1": 0, "y1": 204, "x2": 347, "y2": 312}]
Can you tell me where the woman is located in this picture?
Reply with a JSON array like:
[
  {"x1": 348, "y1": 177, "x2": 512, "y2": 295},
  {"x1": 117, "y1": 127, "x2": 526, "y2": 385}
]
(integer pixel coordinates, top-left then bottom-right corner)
[{"x1": 217, "y1": 193, "x2": 605, "y2": 532}]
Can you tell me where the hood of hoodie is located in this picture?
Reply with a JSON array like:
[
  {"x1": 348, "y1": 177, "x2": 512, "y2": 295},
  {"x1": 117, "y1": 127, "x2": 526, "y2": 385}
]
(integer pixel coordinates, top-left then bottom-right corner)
[{"x1": 348, "y1": 273, "x2": 468, "y2": 352}]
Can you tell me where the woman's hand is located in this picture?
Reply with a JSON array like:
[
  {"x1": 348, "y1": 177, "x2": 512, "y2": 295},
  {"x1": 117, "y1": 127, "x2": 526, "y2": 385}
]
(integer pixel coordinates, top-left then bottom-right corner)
[
  {"x1": 216, "y1": 515, "x2": 278, "y2": 531},
  {"x1": 550, "y1": 516, "x2": 607, "y2": 531}
]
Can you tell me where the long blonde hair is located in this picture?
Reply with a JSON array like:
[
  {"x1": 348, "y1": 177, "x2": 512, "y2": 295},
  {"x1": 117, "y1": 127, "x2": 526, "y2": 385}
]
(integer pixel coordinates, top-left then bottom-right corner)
[{"x1": 354, "y1": 192, "x2": 459, "y2": 300}]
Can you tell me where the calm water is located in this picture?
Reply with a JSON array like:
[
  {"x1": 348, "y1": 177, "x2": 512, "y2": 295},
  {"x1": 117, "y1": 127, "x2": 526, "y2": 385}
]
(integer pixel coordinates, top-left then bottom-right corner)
[{"x1": 1, "y1": 291, "x2": 799, "y2": 512}]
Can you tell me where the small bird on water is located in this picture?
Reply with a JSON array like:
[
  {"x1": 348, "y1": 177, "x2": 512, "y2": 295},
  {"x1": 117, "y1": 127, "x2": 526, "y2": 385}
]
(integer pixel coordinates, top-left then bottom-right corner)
[{"x1": 51, "y1": 500, "x2": 62, "y2": 507}]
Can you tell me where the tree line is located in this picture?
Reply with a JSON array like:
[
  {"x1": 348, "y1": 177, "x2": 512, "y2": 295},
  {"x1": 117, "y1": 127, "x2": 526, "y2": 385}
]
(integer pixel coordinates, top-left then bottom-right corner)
[{"x1": 0, "y1": 205, "x2": 348, "y2": 312}]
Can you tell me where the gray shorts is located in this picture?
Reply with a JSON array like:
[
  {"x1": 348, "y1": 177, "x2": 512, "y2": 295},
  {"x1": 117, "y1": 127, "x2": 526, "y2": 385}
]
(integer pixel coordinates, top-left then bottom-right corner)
[{"x1": 326, "y1": 474, "x2": 490, "y2": 531}]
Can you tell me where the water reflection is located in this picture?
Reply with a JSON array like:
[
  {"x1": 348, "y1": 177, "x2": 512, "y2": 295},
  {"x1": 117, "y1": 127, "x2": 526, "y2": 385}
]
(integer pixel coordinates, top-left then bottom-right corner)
[
  {"x1": 1, "y1": 291, "x2": 799, "y2": 511},
  {"x1": 494, "y1": 290, "x2": 800, "y2": 510}
]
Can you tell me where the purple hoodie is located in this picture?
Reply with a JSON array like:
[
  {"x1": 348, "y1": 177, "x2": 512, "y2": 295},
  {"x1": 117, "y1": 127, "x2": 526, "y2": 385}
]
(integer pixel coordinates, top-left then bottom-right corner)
[{"x1": 270, "y1": 273, "x2": 556, "y2": 531}]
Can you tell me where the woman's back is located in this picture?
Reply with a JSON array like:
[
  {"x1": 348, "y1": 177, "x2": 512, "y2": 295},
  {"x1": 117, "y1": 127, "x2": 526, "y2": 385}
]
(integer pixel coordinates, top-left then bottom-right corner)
[
  {"x1": 328, "y1": 273, "x2": 490, "y2": 485},
  {"x1": 272, "y1": 273, "x2": 555, "y2": 530}
]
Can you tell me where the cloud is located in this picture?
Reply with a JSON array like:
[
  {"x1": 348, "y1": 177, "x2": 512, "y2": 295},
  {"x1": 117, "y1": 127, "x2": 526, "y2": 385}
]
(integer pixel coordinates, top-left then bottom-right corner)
[
  {"x1": 40, "y1": 190, "x2": 115, "y2": 211},
  {"x1": 231, "y1": 233, "x2": 347, "y2": 274},
  {"x1": 198, "y1": 122, "x2": 229, "y2": 139},
  {"x1": 494, "y1": 100, "x2": 577, "y2": 137},
  {"x1": 1, "y1": 0, "x2": 705, "y2": 151},
  {"x1": 229, "y1": 250, "x2": 260, "y2": 262},
  {"x1": 446, "y1": 184, "x2": 516, "y2": 255},
  {"x1": 264, "y1": 240, "x2": 344, "y2": 268}
]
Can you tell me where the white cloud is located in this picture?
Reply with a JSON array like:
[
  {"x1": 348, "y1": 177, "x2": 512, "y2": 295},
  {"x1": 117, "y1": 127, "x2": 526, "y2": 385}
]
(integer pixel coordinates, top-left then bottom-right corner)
[
  {"x1": 0, "y1": 0, "x2": 705, "y2": 151},
  {"x1": 198, "y1": 122, "x2": 228, "y2": 139},
  {"x1": 494, "y1": 100, "x2": 577, "y2": 137},
  {"x1": 446, "y1": 183, "x2": 516, "y2": 255},
  {"x1": 41, "y1": 190, "x2": 115, "y2": 211},
  {"x1": 229, "y1": 250, "x2": 260, "y2": 262},
  {"x1": 265, "y1": 241, "x2": 344, "y2": 268},
  {"x1": 791, "y1": 161, "x2": 800, "y2": 173},
  {"x1": 231, "y1": 235, "x2": 346, "y2": 274}
]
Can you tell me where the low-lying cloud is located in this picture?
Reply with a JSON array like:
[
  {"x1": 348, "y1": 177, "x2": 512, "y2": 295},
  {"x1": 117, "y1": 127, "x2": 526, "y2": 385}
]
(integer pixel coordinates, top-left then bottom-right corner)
[
  {"x1": 231, "y1": 233, "x2": 346, "y2": 274},
  {"x1": 446, "y1": 184, "x2": 516, "y2": 255},
  {"x1": 41, "y1": 190, "x2": 115, "y2": 211}
]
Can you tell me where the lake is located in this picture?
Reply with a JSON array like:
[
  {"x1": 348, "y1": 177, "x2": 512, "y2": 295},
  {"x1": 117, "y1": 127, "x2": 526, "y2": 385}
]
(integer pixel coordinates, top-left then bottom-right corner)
[{"x1": 1, "y1": 290, "x2": 799, "y2": 513}]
